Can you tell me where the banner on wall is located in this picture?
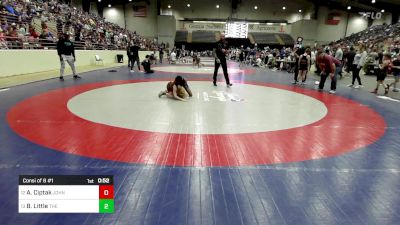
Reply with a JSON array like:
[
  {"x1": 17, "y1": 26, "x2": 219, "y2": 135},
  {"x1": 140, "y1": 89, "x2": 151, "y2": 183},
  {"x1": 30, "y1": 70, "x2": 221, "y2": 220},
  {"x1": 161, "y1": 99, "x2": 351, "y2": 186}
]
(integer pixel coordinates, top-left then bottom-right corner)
[
  {"x1": 326, "y1": 12, "x2": 341, "y2": 25},
  {"x1": 184, "y1": 23, "x2": 225, "y2": 32},
  {"x1": 182, "y1": 22, "x2": 287, "y2": 33},
  {"x1": 248, "y1": 24, "x2": 286, "y2": 33},
  {"x1": 133, "y1": 6, "x2": 147, "y2": 17}
]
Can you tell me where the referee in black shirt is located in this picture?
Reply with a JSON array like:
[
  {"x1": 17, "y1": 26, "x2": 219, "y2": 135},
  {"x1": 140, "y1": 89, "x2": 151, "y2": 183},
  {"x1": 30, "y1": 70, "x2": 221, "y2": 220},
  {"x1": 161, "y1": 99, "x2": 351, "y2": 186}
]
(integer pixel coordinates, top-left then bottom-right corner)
[
  {"x1": 213, "y1": 33, "x2": 232, "y2": 87},
  {"x1": 128, "y1": 41, "x2": 141, "y2": 72},
  {"x1": 57, "y1": 33, "x2": 80, "y2": 81}
]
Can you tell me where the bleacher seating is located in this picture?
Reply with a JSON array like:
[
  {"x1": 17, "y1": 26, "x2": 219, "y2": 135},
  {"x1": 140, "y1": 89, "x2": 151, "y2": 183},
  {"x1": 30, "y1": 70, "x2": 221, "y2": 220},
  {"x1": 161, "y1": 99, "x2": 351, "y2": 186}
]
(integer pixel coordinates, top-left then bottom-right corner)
[
  {"x1": 278, "y1": 34, "x2": 295, "y2": 45},
  {"x1": 175, "y1": 31, "x2": 188, "y2": 42},
  {"x1": 191, "y1": 31, "x2": 217, "y2": 43},
  {"x1": 0, "y1": 0, "x2": 157, "y2": 50},
  {"x1": 333, "y1": 22, "x2": 400, "y2": 50},
  {"x1": 249, "y1": 33, "x2": 280, "y2": 45}
]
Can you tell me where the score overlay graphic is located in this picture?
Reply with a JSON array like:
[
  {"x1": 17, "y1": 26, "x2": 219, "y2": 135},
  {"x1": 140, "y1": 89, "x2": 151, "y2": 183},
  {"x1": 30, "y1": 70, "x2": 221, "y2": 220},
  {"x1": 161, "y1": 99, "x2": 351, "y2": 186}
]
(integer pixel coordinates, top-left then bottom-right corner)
[{"x1": 18, "y1": 175, "x2": 114, "y2": 213}]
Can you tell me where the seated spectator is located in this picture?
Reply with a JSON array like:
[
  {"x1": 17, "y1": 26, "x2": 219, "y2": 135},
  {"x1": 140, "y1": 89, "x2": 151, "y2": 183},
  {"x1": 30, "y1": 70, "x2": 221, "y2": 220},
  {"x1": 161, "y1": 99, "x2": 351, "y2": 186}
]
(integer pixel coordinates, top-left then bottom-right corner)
[
  {"x1": 141, "y1": 55, "x2": 154, "y2": 74},
  {"x1": 0, "y1": 27, "x2": 8, "y2": 49},
  {"x1": 170, "y1": 51, "x2": 177, "y2": 64},
  {"x1": 4, "y1": 2, "x2": 17, "y2": 15},
  {"x1": 28, "y1": 25, "x2": 39, "y2": 38},
  {"x1": 149, "y1": 53, "x2": 157, "y2": 64},
  {"x1": 267, "y1": 52, "x2": 277, "y2": 69},
  {"x1": 0, "y1": 19, "x2": 8, "y2": 32}
]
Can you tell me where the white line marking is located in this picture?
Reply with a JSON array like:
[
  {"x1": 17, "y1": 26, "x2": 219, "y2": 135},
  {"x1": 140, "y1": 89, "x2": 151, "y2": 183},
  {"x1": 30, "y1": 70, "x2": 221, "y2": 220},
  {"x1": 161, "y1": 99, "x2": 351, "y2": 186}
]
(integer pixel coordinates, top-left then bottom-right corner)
[
  {"x1": 377, "y1": 96, "x2": 400, "y2": 102},
  {"x1": 0, "y1": 88, "x2": 10, "y2": 92},
  {"x1": 202, "y1": 92, "x2": 209, "y2": 101}
]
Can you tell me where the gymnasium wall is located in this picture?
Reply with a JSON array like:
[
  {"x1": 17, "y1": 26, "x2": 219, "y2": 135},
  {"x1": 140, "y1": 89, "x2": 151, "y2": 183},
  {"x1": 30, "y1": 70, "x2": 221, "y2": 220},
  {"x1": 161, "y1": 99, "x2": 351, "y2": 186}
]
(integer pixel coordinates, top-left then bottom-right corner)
[
  {"x1": 371, "y1": 13, "x2": 392, "y2": 26},
  {"x1": 103, "y1": 0, "x2": 158, "y2": 38},
  {"x1": 125, "y1": 1, "x2": 158, "y2": 39},
  {"x1": 157, "y1": 15, "x2": 176, "y2": 48},
  {"x1": 168, "y1": 0, "x2": 313, "y2": 23},
  {"x1": 71, "y1": 0, "x2": 83, "y2": 9},
  {"x1": 103, "y1": 5, "x2": 126, "y2": 28},
  {"x1": 90, "y1": 2, "x2": 98, "y2": 16},
  {"x1": 346, "y1": 15, "x2": 369, "y2": 37},
  {"x1": 290, "y1": 20, "x2": 318, "y2": 46},
  {"x1": 0, "y1": 50, "x2": 157, "y2": 77}
]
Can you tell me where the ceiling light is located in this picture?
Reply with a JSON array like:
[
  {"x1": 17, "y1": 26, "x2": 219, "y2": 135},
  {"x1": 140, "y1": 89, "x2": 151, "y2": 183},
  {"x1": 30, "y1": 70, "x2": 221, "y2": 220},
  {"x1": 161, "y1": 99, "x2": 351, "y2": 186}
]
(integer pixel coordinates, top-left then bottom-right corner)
[
  {"x1": 187, "y1": 4, "x2": 190, "y2": 7},
  {"x1": 254, "y1": 6, "x2": 258, "y2": 10},
  {"x1": 168, "y1": 5, "x2": 171, "y2": 8},
  {"x1": 381, "y1": 9, "x2": 385, "y2": 13},
  {"x1": 108, "y1": 4, "x2": 111, "y2": 7},
  {"x1": 347, "y1": 6, "x2": 351, "y2": 10},
  {"x1": 216, "y1": 5, "x2": 220, "y2": 9},
  {"x1": 98, "y1": 0, "x2": 101, "y2": 2},
  {"x1": 372, "y1": 0, "x2": 376, "y2": 3},
  {"x1": 299, "y1": 9, "x2": 302, "y2": 13},
  {"x1": 282, "y1": 6, "x2": 286, "y2": 10}
]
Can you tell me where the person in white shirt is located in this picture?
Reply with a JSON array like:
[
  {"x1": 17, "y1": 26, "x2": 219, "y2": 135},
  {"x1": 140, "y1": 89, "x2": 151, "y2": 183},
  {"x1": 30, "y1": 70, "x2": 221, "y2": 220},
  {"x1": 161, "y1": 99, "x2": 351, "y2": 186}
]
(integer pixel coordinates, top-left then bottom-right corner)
[
  {"x1": 170, "y1": 51, "x2": 177, "y2": 64},
  {"x1": 350, "y1": 48, "x2": 364, "y2": 88},
  {"x1": 335, "y1": 45, "x2": 344, "y2": 78}
]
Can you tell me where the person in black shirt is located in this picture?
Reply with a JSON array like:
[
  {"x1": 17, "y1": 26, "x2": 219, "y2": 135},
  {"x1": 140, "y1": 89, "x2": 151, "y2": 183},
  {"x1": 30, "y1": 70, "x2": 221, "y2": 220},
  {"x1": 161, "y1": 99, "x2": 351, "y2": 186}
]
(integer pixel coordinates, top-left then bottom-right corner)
[
  {"x1": 127, "y1": 43, "x2": 132, "y2": 68},
  {"x1": 128, "y1": 41, "x2": 141, "y2": 72},
  {"x1": 292, "y1": 46, "x2": 304, "y2": 84},
  {"x1": 159, "y1": 48, "x2": 164, "y2": 64},
  {"x1": 141, "y1": 55, "x2": 154, "y2": 74},
  {"x1": 57, "y1": 33, "x2": 80, "y2": 81},
  {"x1": 346, "y1": 47, "x2": 356, "y2": 72},
  {"x1": 213, "y1": 33, "x2": 232, "y2": 87}
]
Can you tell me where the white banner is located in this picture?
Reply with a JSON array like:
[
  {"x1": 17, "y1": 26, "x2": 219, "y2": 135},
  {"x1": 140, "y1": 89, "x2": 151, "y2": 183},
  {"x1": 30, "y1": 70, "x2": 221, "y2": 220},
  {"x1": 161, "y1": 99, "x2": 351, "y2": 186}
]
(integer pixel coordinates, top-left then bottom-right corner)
[
  {"x1": 182, "y1": 22, "x2": 287, "y2": 33},
  {"x1": 184, "y1": 23, "x2": 225, "y2": 31},
  {"x1": 248, "y1": 24, "x2": 287, "y2": 33}
]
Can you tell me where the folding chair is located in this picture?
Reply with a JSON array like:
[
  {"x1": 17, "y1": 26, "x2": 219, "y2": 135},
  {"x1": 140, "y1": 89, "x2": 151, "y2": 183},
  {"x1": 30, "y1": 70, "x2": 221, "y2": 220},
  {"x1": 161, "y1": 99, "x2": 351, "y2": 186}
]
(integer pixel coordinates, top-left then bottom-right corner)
[{"x1": 95, "y1": 55, "x2": 104, "y2": 65}]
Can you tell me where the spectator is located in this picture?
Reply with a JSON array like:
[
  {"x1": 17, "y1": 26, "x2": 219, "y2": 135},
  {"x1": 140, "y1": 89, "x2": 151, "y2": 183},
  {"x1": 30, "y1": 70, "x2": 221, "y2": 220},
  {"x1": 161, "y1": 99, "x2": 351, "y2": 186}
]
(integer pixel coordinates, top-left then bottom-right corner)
[
  {"x1": 57, "y1": 33, "x2": 80, "y2": 80},
  {"x1": 141, "y1": 55, "x2": 154, "y2": 74}
]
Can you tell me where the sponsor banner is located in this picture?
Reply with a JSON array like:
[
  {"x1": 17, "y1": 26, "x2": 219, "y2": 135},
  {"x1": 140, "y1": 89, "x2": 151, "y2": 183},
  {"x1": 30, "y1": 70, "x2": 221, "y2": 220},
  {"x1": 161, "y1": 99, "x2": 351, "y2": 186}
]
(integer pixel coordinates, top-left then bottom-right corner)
[
  {"x1": 182, "y1": 22, "x2": 287, "y2": 33},
  {"x1": 184, "y1": 23, "x2": 225, "y2": 31},
  {"x1": 248, "y1": 24, "x2": 286, "y2": 33}
]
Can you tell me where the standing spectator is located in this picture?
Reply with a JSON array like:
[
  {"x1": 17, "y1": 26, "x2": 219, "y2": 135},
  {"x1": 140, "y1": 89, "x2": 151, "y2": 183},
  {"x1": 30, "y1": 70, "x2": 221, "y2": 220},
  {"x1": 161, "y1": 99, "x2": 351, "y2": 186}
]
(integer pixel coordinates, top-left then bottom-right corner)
[
  {"x1": 213, "y1": 33, "x2": 232, "y2": 87},
  {"x1": 316, "y1": 50, "x2": 342, "y2": 94},
  {"x1": 334, "y1": 44, "x2": 344, "y2": 78},
  {"x1": 159, "y1": 47, "x2": 164, "y2": 64},
  {"x1": 57, "y1": 33, "x2": 80, "y2": 81},
  {"x1": 349, "y1": 48, "x2": 364, "y2": 88},
  {"x1": 371, "y1": 53, "x2": 391, "y2": 95},
  {"x1": 389, "y1": 53, "x2": 400, "y2": 92},
  {"x1": 345, "y1": 46, "x2": 356, "y2": 77}
]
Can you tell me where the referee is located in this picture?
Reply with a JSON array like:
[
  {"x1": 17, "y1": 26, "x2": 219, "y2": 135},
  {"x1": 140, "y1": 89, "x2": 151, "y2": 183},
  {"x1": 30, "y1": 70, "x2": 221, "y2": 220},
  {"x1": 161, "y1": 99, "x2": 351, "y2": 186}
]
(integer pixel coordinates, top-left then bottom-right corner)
[{"x1": 213, "y1": 33, "x2": 232, "y2": 87}]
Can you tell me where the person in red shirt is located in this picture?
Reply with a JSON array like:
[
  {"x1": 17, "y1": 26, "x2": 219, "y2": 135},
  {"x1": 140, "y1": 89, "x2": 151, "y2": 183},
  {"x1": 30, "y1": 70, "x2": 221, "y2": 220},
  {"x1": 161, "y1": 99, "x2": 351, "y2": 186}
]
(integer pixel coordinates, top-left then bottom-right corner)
[
  {"x1": 28, "y1": 25, "x2": 39, "y2": 38},
  {"x1": 316, "y1": 50, "x2": 341, "y2": 94}
]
